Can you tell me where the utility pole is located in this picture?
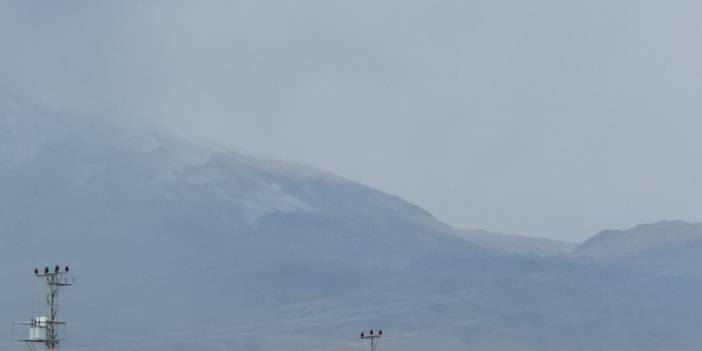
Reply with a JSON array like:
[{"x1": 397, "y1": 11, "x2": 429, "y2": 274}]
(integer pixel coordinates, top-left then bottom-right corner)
[
  {"x1": 16, "y1": 265, "x2": 73, "y2": 351},
  {"x1": 360, "y1": 329, "x2": 383, "y2": 351}
]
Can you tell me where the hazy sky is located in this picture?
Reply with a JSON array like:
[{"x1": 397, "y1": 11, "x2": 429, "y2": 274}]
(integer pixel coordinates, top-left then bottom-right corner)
[{"x1": 2, "y1": 0, "x2": 702, "y2": 242}]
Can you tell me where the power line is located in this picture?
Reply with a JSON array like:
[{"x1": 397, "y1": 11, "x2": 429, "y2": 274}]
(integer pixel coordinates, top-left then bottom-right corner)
[
  {"x1": 55, "y1": 264, "x2": 667, "y2": 351},
  {"x1": 296, "y1": 270, "x2": 673, "y2": 351},
  {"x1": 60, "y1": 266, "x2": 599, "y2": 350}
]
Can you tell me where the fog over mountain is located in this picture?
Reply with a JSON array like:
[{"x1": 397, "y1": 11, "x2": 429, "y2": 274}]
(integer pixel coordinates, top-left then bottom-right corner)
[
  {"x1": 2, "y1": 103, "x2": 702, "y2": 351},
  {"x1": 3, "y1": 0, "x2": 702, "y2": 241}
]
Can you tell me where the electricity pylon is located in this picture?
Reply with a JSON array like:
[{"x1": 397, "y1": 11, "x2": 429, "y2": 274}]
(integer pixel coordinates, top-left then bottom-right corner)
[
  {"x1": 16, "y1": 265, "x2": 73, "y2": 351},
  {"x1": 360, "y1": 329, "x2": 383, "y2": 351}
]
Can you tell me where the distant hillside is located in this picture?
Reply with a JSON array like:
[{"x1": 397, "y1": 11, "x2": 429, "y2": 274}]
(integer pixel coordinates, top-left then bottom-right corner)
[{"x1": 575, "y1": 221, "x2": 702, "y2": 277}]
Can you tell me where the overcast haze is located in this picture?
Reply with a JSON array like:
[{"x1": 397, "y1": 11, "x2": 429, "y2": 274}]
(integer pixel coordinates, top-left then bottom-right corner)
[{"x1": 2, "y1": 0, "x2": 701, "y2": 242}]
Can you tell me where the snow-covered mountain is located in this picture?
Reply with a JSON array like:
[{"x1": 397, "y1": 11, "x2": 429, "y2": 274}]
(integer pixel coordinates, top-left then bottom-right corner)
[
  {"x1": 2, "y1": 101, "x2": 702, "y2": 351},
  {"x1": 0, "y1": 100, "x2": 503, "y2": 348}
]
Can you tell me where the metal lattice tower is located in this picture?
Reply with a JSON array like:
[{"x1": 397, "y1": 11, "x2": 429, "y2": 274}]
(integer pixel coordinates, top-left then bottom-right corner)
[
  {"x1": 15, "y1": 266, "x2": 73, "y2": 351},
  {"x1": 360, "y1": 329, "x2": 383, "y2": 351}
]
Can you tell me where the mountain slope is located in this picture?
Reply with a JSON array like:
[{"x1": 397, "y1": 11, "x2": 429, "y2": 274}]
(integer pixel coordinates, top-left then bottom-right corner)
[
  {"x1": 575, "y1": 221, "x2": 702, "y2": 277},
  {"x1": 453, "y1": 229, "x2": 577, "y2": 257}
]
